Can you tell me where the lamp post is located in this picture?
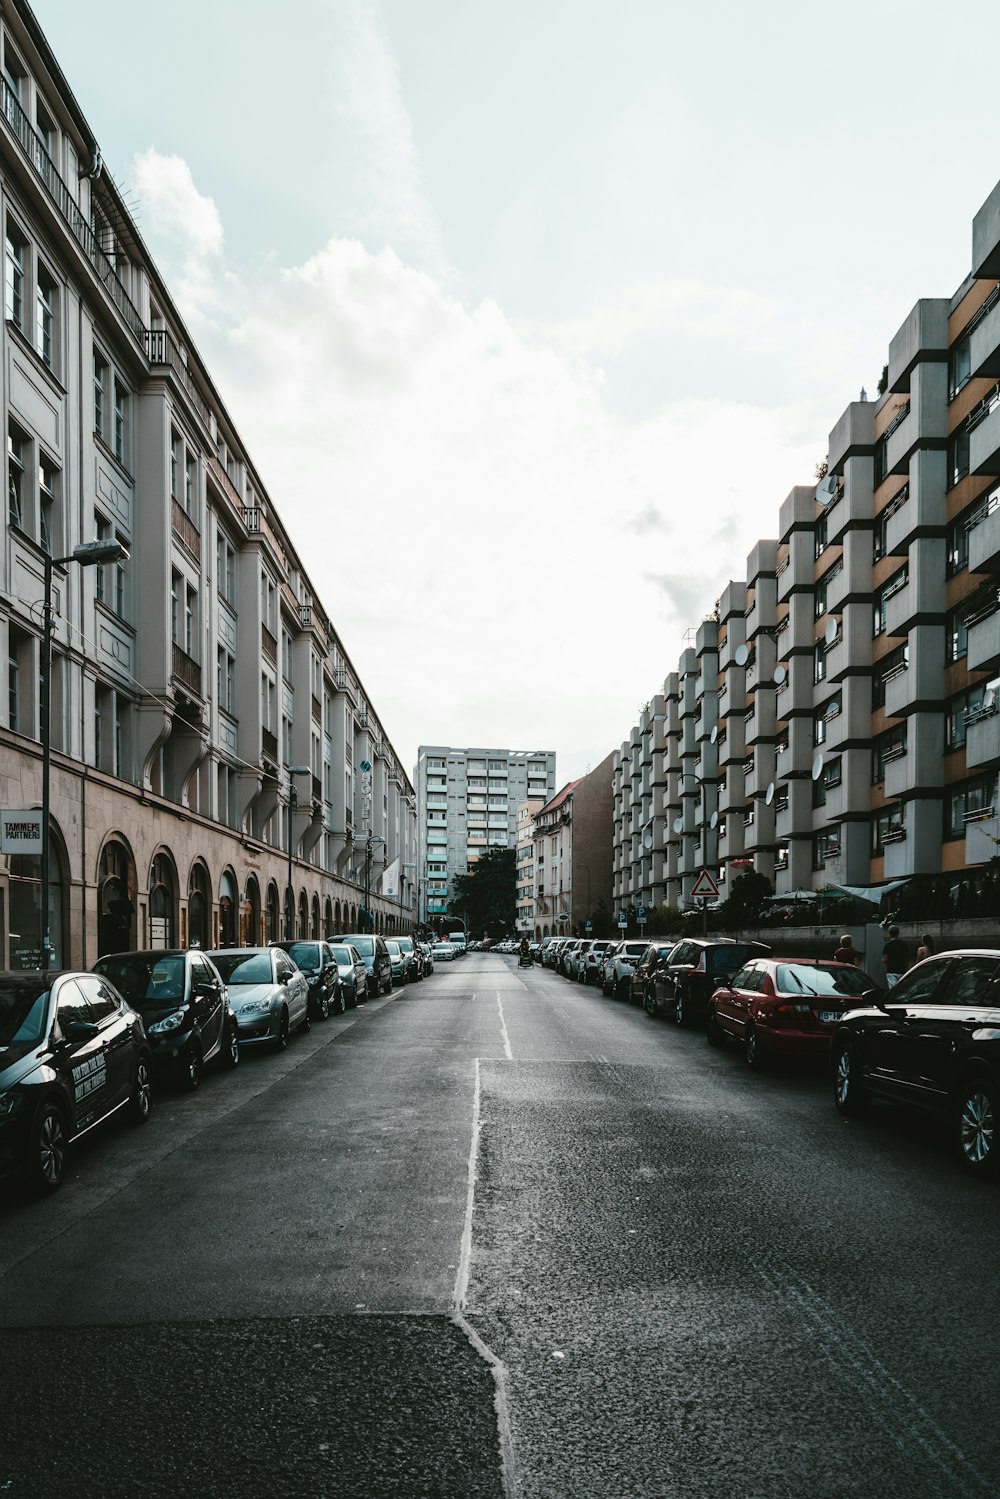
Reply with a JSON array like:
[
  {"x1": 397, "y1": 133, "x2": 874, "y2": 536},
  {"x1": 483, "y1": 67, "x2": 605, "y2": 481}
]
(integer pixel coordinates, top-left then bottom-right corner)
[
  {"x1": 285, "y1": 765, "x2": 311, "y2": 939},
  {"x1": 362, "y1": 833, "x2": 386, "y2": 932},
  {"x1": 41, "y1": 539, "x2": 129, "y2": 970}
]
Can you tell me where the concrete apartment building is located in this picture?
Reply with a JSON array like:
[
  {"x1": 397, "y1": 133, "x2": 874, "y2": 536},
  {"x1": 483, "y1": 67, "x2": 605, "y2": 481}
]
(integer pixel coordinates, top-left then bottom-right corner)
[
  {"x1": 0, "y1": 1, "x2": 416, "y2": 967},
  {"x1": 514, "y1": 799, "x2": 543, "y2": 934},
  {"x1": 533, "y1": 752, "x2": 614, "y2": 937},
  {"x1": 613, "y1": 175, "x2": 1000, "y2": 916},
  {"x1": 415, "y1": 747, "x2": 555, "y2": 925}
]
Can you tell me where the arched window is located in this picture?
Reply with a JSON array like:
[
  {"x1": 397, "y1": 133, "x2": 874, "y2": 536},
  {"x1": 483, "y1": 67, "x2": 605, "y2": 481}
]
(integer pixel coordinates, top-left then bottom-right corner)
[
  {"x1": 188, "y1": 862, "x2": 210, "y2": 949},
  {"x1": 219, "y1": 869, "x2": 238, "y2": 946},
  {"x1": 9, "y1": 823, "x2": 67, "y2": 969},
  {"x1": 334, "y1": 898, "x2": 342, "y2": 932},
  {"x1": 149, "y1": 851, "x2": 177, "y2": 947},
  {"x1": 311, "y1": 894, "x2": 320, "y2": 939},
  {"x1": 297, "y1": 889, "x2": 308, "y2": 940},
  {"x1": 324, "y1": 897, "x2": 333, "y2": 938},
  {"x1": 266, "y1": 882, "x2": 280, "y2": 944},
  {"x1": 97, "y1": 837, "x2": 136, "y2": 958},
  {"x1": 244, "y1": 875, "x2": 261, "y2": 947}
]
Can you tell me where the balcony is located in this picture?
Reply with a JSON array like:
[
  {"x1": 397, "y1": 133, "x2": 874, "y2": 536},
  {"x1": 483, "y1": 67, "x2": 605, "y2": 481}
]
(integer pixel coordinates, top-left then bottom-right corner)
[
  {"x1": 171, "y1": 499, "x2": 201, "y2": 561},
  {"x1": 968, "y1": 498, "x2": 1000, "y2": 574},
  {"x1": 884, "y1": 568, "x2": 944, "y2": 637},
  {"x1": 171, "y1": 643, "x2": 201, "y2": 697},
  {"x1": 969, "y1": 382, "x2": 1000, "y2": 476},
  {"x1": 967, "y1": 591, "x2": 1000, "y2": 671},
  {"x1": 261, "y1": 727, "x2": 278, "y2": 764},
  {"x1": 966, "y1": 704, "x2": 1000, "y2": 770},
  {"x1": 148, "y1": 329, "x2": 212, "y2": 429}
]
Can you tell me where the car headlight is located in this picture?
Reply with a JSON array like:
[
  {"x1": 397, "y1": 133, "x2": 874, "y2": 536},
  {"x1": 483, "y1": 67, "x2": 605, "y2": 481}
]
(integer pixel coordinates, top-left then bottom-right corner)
[
  {"x1": 239, "y1": 998, "x2": 272, "y2": 1015},
  {"x1": 148, "y1": 1009, "x2": 187, "y2": 1035}
]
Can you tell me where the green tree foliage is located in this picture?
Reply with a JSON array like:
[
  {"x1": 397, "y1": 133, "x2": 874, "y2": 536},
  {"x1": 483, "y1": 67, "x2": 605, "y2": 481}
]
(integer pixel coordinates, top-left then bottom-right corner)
[
  {"x1": 718, "y1": 871, "x2": 773, "y2": 931},
  {"x1": 450, "y1": 846, "x2": 517, "y2": 936}
]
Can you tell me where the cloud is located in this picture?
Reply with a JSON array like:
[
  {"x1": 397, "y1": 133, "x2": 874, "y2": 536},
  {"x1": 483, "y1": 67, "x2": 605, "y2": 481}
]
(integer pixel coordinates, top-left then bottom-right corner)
[{"x1": 132, "y1": 150, "x2": 820, "y2": 779}]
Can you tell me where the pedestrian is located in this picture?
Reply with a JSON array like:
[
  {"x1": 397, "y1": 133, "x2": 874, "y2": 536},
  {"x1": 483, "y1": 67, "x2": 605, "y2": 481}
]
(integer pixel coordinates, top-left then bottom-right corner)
[
  {"x1": 914, "y1": 933, "x2": 934, "y2": 964},
  {"x1": 834, "y1": 933, "x2": 859, "y2": 965},
  {"x1": 882, "y1": 924, "x2": 907, "y2": 989}
]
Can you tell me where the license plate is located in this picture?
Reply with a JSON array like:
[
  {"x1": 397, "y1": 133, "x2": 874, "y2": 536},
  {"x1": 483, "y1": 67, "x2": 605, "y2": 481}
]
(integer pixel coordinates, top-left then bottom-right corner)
[{"x1": 818, "y1": 1011, "x2": 841, "y2": 1024}]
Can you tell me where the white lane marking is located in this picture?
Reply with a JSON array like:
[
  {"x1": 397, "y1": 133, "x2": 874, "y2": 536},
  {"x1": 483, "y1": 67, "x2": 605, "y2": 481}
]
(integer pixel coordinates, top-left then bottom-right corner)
[
  {"x1": 453, "y1": 1057, "x2": 519, "y2": 1498},
  {"x1": 497, "y1": 991, "x2": 513, "y2": 1060}
]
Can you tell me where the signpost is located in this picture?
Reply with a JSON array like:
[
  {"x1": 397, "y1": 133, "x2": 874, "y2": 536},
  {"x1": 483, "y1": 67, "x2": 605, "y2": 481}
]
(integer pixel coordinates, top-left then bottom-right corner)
[
  {"x1": 617, "y1": 912, "x2": 628, "y2": 929},
  {"x1": 637, "y1": 904, "x2": 648, "y2": 931},
  {"x1": 690, "y1": 869, "x2": 719, "y2": 937}
]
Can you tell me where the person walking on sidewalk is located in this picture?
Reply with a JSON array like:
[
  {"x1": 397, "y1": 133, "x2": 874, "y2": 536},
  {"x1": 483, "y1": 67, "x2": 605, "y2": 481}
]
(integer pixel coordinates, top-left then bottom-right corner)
[{"x1": 882, "y1": 925, "x2": 907, "y2": 989}]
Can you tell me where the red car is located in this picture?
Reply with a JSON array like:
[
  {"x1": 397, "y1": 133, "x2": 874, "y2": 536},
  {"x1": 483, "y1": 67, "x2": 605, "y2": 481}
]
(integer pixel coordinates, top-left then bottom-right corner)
[{"x1": 707, "y1": 957, "x2": 878, "y2": 1069}]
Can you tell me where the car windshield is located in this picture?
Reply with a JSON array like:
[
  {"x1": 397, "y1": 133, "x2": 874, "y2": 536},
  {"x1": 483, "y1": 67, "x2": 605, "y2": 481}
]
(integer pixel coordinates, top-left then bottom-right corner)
[
  {"x1": 0, "y1": 978, "x2": 52, "y2": 1047},
  {"x1": 706, "y1": 945, "x2": 765, "y2": 973},
  {"x1": 344, "y1": 937, "x2": 374, "y2": 958},
  {"x1": 386, "y1": 942, "x2": 401, "y2": 955},
  {"x1": 329, "y1": 945, "x2": 354, "y2": 965},
  {"x1": 95, "y1": 954, "x2": 185, "y2": 1003},
  {"x1": 776, "y1": 963, "x2": 874, "y2": 998},
  {"x1": 210, "y1": 952, "x2": 273, "y2": 984},
  {"x1": 286, "y1": 943, "x2": 321, "y2": 971}
]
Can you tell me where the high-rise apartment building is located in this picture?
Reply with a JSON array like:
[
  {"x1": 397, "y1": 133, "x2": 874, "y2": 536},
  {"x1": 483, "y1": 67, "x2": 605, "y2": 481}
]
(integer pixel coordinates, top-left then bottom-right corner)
[
  {"x1": 614, "y1": 175, "x2": 1000, "y2": 917},
  {"x1": 0, "y1": 1, "x2": 416, "y2": 965},
  {"x1": 415, "y1": 747, "x2": 556, "y2": 924}
]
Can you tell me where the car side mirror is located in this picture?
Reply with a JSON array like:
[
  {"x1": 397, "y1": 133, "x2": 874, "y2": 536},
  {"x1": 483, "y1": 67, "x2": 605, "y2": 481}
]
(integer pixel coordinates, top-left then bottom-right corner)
[{"x1": 65, "y1": 1021, "x2": 99, "y2": 1041}]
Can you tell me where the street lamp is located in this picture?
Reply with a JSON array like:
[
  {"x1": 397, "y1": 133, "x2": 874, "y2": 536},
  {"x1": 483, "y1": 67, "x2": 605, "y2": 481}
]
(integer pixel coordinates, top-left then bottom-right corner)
[
  {"x1": 361, "y1": 833, "x2": 386, "y2": 932},
  {"x1": 285, "y1": 765, "x2": 311, "y2": 939},
  {"x1": 40, "y1": 539, "x2": 130, "y2": 970}
]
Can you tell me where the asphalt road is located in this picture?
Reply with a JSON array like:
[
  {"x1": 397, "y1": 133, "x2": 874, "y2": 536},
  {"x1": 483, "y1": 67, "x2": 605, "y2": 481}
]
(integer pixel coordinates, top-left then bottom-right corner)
[{"x1": 2, "y1": 952, "x2": 999, "y2": 1499}]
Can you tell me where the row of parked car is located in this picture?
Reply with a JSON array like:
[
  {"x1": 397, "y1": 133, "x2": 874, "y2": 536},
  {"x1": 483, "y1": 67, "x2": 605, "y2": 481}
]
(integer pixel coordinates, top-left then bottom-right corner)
[
  {"x1": 0, "y1": 931, "x2": 443, "y2": 1197},
  {"x1": 532, "y1": 933, "x2": 1000, "y2": 1181}
]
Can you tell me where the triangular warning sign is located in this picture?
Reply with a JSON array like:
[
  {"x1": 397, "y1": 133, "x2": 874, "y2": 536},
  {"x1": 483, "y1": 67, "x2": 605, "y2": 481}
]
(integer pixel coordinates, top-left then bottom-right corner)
[{"x1": 691, "y1": 868, "x2": 719, "y2": 899}]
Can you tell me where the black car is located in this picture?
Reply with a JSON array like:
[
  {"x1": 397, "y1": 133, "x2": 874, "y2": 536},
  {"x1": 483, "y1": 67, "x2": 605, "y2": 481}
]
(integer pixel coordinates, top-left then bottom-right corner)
[
  {"x1": 272, "y1": 939, "x2": 342, "y2": 1017},
  {"x1": 329, "y1": 943, "x2": 368, "y2": 1007},
  {"x1": 831, "y1": 949, "x2": 1000, "y2": 1178},
  {"x1": 0, "y1": 970, "x2": 153, "y2": 1193},
  {"x1": 332, "y1": 934, "x2": 392, "y2": 997},
  {"x1": 647, "y1": 938, "x2": 772, "y2": 1025},
  {"x1": 93, "y1": 949, "x2": 240, "y2": 1090},
  {"x1": 395, "y1": 936, "x2": 423, "y2": 983}
]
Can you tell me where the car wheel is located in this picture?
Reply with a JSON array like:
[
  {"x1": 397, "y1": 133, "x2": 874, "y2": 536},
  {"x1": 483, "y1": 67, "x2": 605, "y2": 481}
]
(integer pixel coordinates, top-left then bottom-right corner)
[
  {"x1": 130, "y1": 1057, "x2": 153, "y2": 1120},
  {"x1": 833, "y1": 1039, "x2": 869, "y2": 1116},
  {"x1": 300, "y1": 1005, "x2": 312, "y2": 1034},
  {"x1": 744, "y1": 1024, "x2": 765, "y2": 1070},
  {"x1": 182, "y1": 1046, "x2": 203, "y2": 1092},
  {"x1": 316, "y1": 992, "x2": 331, "y2": 1021},
  {"x1": 220, "y1": 1025, "x2": 240, "y2": 1069},
  {"x1": 644, "y1": 984, "x2": 657, "y2": 1017},
  {"x1": 706, "y1": 1006, "x2": 725, "y2": 1048},
  {"x1": 955, "y1": 1075, "x2": 999, "y2": 1178},
  {"x1": 674, "y1": 989, "x2": 687, "y2": 1028},
  {"x1": 335, "y1": 984, "x2": 347, "y2": 1015},
  {"x1": 29, "y1": 1099, "x2": 68, "y2": 1193},
  {"x1": 274, "y1": 1008, "x2": 290, "y2": 1052}
]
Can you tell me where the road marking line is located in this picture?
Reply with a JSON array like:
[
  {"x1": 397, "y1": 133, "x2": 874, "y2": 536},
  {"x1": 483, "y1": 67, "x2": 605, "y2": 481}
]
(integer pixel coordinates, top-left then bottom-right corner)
[
  {"x1": 497, "y1": 992, "x2": 513, "y2": 1060},
  {"x1": 453, "y1": 1057, "x2": 519, "y2": 1499}
]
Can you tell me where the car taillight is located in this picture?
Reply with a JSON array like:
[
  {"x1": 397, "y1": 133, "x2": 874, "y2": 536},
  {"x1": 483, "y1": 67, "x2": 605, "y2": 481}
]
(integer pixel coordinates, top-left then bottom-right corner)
[{"x1": 695, "y1": 954, "x2": 706, "y2": 973}]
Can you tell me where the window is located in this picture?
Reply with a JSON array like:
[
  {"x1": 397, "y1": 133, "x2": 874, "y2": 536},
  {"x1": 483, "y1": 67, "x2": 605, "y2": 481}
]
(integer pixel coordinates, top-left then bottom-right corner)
[
  {"x1": 814, "y1": 516, "x2": 828, "y2": 559},
  {"x1": 873, "y1": 806, "x2": 906, "y2": 850},
  {"x1": 947, "y1": 684, "x2": 989, "y2": 750},
  {"x1": 948, "y1": 429, "x2": 970, "y2": 489},
  {"x1": 4, "y1": 223, "x2": 25, "y2": 330},
  {"x1": 113, "y1": 379, "x2": 129, "y2": 465},
  {"x1": 812, "y1": 830, "x2": 840, "y2": 870},
  {"x1": 38, "y1": 458, "x2": 55, "y2": 554},
  {"x1": 946, "y1": 776, "x2": 995, "y2": 838},
  {"x1": 35, "y1": 264, "x2": 55, "y2": 368},
  {"x1": 950, "y1": 337, "x2": 972, "y2": 400},
  {"x1": 814, "y1": 641, "x2": 827, "y2": 685},
  {"x1": 8, "y1": 625, "x2": 30, "y2": 732},
  {"x1": 874, "y1": 566, "x2": 908, "y2": 636},
  {"x1": 217, "y1": 533, "x2": 236, "y2": 605},
  {"x1": 170, "y1": 432, "x2": 180, "y2": 500},
  {"x1": 7, "y1": 425, "x2": 23, "y2": 528},
  {"x1": 217, "y1": 646, "x2": 236, "y2": 715},
  {"x1": 946, "y1": 605, "x2": 969, "y2": 664},
  {"x1": 873, "y1": 725, "x2": 907, "y2": 784},
  {"x1": 93, "y1": 351, "x2": 107, "y2": 437},
  {"x1": 185, "y1": 454, "x2": 196, "y2": 515},
  {"x1": 872, "y1": 644, "x2": 908, "y2": 707}
]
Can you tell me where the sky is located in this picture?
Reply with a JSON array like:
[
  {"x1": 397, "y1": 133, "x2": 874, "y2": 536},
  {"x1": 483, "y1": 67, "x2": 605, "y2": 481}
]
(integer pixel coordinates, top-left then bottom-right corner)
[{"x1": 33, "y1": 0, "x2": 1000, "y2": 784}]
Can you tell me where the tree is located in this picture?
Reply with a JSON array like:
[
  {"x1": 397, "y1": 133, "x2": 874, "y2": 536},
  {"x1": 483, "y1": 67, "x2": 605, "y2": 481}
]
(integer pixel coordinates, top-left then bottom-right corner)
[
  {"x1": 450, "y1": 846, "x2": 517, "y2": 936},
  {"x1": 718, "y1": 871, "x2": 773, "y2": 932}
]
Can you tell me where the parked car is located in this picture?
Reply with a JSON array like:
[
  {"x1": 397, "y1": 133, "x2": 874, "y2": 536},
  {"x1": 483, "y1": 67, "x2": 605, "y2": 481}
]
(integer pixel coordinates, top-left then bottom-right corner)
[
  {"x1": 418, "y1": 942, "x2": 435, "y2": 976},
  {"x1": 332, "y1": 934, "x2": 392, "y2": 997},
  {"x1": 580, "y1": 939, "x2": 615, "y2": 986},
  {"x1": 831, "y1": 949, "x2": 1000, "y2": 1178},
  {"x1": 329, "y1": 942, "x2": 368, "y2": 1007},
  {"x1": 561, "y1": 940, "x2": 585, "y2": 979},
  {"x1": 543, "y1": 938, "x2": 569, "y2": 970},
  {"x1": 272, "y1": 939, "x2": 341, "y2": 1018},
  {"x1": 629, "y1": 941, "x2": 678, "y2": 1005},
  {"x1": 93, "y1": 948, "x2": 239, "y2": 1089},
  {"x1": 648, "y1": 938, "x2": 772, "y2": 1025},
  {"x1": 431, "y1": 941, "x2": 457, "y2": 962},
  {"x1": 395, "y1": 936, "x2": 423, "y2": 983},
  {"x1": 0, "y1": 969, "x2": 152, "y2": 1193},
  {"x1": 385, "y1": 939, "x2": 408, "y2": 987},
  {"x1": 208, "y1": 947, "x2": 310, "y2": 1051},
  {"x1": 707, "y1": 957, "x2": 879, "y2": 1068},
  {"x1": 603, "y1": 940, "x2": 648, "y2": 999}
]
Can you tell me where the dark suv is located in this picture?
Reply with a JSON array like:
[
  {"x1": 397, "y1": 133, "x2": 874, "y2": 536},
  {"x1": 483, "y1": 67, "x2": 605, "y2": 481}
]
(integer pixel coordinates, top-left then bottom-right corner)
[
  {"x1": 832, "y1": 949, "x2": 1000, "y2": 1178},
  {"x1": 94, "y1": 949, "x2": 239, "y2": 1088},
  {"x1": 647, "y1": 938, "x2": 771, "y2": 1026},
  {"x1": 332, "y1": 934, "x2": 392, "y2": 997},
  {"x1": 272, "y1": 939, "x2": 341, "y2": 1018}
]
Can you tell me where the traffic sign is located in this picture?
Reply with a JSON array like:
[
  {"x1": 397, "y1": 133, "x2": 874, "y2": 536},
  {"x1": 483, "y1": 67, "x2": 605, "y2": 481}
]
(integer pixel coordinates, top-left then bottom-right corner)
[
  {"x1": 617, "y1": 912, "x2": 628, "y2": 928},
  {"x1": 585, "y1": 919, "x2": 593, "y2": 932},
  {"x1": 691, "y1": 868, "x2": 719, "y2": 899},
  {"x1": 636, "y1": 905, "x2": 647, "y2": 920}
]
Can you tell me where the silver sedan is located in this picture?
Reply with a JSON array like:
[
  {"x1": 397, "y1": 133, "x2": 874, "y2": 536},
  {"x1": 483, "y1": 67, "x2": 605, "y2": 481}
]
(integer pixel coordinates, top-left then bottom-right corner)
[{"x1": 207, "y1": 947, "x2": 310, "y2": 1051}]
